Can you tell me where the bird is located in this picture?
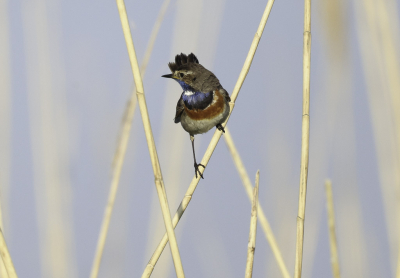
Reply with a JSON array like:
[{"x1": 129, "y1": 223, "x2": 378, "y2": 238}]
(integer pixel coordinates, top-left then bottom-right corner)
[{"x1": 162, "y1": 53, "x2": 231, "y2": 179}]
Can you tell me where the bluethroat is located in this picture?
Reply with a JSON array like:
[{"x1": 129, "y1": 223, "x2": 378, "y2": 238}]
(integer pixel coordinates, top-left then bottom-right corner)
[{"x1": 162, "y1": 53, "x2": 230, "y2": 179}]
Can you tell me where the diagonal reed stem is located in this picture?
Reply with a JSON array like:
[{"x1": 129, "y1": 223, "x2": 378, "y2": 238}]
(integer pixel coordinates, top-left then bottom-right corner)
[
  {"x1": 89, "y1": 1, "x2": 172, "y2": 277},
  {"x1": 245, "y1": 171, "x2": 259, "y2": 278},
  {"x1": 224, "y1": 127, "x2": 291, "y2": 278},
  {"x1": 294, "y1": 0, "x2": 311, "y2": 277},
  {"x1": 141, "y1": 0, "x2": 276, "y2": 276},
  {"x1": 0, "y1": 228, "x2": 17, "y2": 278},
  {"x1": 115, "y1": 0, "x2": 185, "y2": 277},
  {"x1": 325, "y1": 180, "x2": 341, "y2": 278}
]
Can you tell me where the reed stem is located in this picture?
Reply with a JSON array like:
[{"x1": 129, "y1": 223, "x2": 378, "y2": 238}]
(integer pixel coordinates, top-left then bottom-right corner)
[
  {"x1": 115, "y1": 0, "x2": 185, "y2": 277},
  {"x1": 89, "y1": 1, "x2": 172, "y2": 277},
  {"x1": 224, "y1": 127, "x2": 290, "y2": 278},
  {"x1": 0, "y1": 228, "x2": 17, "y2": 278},
  {"x1": 244, "y1": 171, "x2": 259, "y2": 278},
  {"x1": 294, "y1": 0, "x2": 311, "y2": 276},
  {"x1": 325, "y1": 180, "x2": 341, "y2": 278}
]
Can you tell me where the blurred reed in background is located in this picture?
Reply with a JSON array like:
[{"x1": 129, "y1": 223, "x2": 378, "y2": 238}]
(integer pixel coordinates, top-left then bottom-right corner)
[
  {"x1": 0, "y1": 0, "x2": 12, "y2": 276},
  {"x1": 22, "y1": 0, "x2": 77, "y2": 277},
  {"x1": 0, "y1": 0, "x2": 398, "y2": 277},
  {"x1": 318, "y1": 0, "x2": 368, "y2": 276},
  {"x1": 354, "y1": 0, "x2": 400, "y2": 276}
]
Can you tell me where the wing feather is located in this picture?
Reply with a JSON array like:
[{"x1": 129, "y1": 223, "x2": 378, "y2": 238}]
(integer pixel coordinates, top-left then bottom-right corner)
[
  {"x1": 174, "y1": 94, "x2": 185, "y2": 123},
  {"x1": 220, "y1": 88, "x2": 231, "y2": 102}
]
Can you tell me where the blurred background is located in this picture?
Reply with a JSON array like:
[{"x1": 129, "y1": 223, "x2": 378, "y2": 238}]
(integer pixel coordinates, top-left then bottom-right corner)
[{"x1": 1, "y1": 0, "x2": 400, "y2": 277}]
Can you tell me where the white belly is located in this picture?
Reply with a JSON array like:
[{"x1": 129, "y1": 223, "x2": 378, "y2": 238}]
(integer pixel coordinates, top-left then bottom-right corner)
[{"x1": 180, "y1": 102, "x2": 229, "y2": 135}]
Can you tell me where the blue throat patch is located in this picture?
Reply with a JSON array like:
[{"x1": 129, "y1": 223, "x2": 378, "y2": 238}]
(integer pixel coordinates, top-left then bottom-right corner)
[
  {"x1": 182, "y1": 91, "x2": 213, "y2": 110},
  {"x1": 174, "y1": 79, "x2": 213, "y2": 110}
]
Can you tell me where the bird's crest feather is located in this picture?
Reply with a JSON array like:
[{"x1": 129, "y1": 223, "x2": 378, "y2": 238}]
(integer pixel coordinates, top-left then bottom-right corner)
[{"x1": 168, "y1": 53, "x2": 199, "y2": 72}]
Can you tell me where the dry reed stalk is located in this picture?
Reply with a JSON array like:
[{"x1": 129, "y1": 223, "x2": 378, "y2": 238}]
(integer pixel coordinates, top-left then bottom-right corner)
[
  {"x1": 89, "y1": 1, "x2": 171, "y2": 277},
  {"x1": 115, "y1": 0, "x2": 185, "y2": 277},
  {"x1": 245, "y1": 171, "x2": 259, "y2": 278},
  {"x1": 141, "y1": 0, "x2": 276, "y2": 276},
  {"x1": 224, "y1": 127, "x2": 290, "y2": 278},
  {"x1": 0, "y1": 228, "x2": 16, "y2": 278},
  {"x1": 324, "y1": 180, "x2": 340, "y2": 278},
  {"x1": 294, "y1": 0, "x2": 311, "y2": 277}
]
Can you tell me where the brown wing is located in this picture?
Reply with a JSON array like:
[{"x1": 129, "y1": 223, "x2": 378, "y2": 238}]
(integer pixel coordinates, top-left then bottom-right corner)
[
  {"x1": 174, "y1": 94, "x2": 185, "y2": 123},
  {"x1": 220, "y1": 88, "x2": 231, "y2": 102}
]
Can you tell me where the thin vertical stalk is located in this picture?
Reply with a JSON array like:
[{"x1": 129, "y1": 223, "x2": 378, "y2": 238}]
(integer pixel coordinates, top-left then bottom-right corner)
[
  {"x1": 324, "y1": 180, "x2": 341, "y2": 278},
  {"x1": 89, "y1": 1, "x2": 171, "y2": 277},
  {"x1": 0, "y1": 229, "x2": 17, "y2": 278},
  {"x1": 223, "y1": 127, "x2": 290, "y2": 278},
  {"x1": 115, "y1": 0, "x2": 185, "y2": 277},
  {"x1": 245, "y1": 171, "x2": 259, "y2": 278},
  {"x1": 294, "y1": 0, "x2": 311, "y2": 277},
  {"x1": 141, "y1": 0, "x2": 276, "y2": 276}
]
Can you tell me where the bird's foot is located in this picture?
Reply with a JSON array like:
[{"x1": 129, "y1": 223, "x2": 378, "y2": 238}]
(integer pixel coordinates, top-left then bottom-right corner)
[
  {"x1": 216, "y1": 123, "x2": 225, "y2": 133},
  {"x1": 194, "y1": 163, "x2": 205, "y2": 179}
]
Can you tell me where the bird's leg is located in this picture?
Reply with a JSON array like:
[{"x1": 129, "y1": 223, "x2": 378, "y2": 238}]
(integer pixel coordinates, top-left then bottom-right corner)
[
  {"x1": 216, "y1": 123, "x2": 225, "y2": 133},
  {"x1": 190, "y1": 135, "x2": 205, "y2": 179}
]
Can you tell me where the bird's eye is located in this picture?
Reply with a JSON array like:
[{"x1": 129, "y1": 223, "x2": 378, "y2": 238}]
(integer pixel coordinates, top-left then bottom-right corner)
[{"x1": 179, "y1": 73, "x2": 184, "y2": 78}]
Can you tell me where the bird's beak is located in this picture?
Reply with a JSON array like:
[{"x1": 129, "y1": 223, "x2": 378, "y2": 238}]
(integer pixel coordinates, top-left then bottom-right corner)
[{"x1": 161, "y1": 74, "x2": 173, "y2": 78}]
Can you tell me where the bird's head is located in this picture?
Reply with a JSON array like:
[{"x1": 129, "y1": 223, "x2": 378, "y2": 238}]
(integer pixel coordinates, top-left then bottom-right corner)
[{"x1": 162, "y1": 53, "x2": 211, "y2": 92}]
